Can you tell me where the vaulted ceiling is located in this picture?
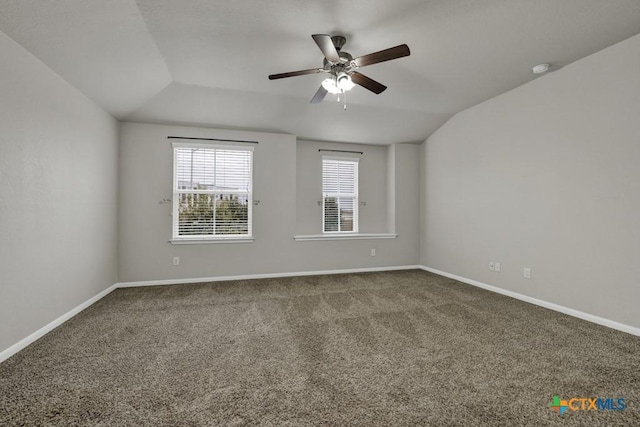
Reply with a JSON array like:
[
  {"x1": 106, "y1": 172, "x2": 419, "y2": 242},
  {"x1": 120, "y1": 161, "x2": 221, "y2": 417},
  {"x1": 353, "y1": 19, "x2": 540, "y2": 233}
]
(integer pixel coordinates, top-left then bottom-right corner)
[{"x1": 1, "y1": 0, "x2": 639, "y2": 144}]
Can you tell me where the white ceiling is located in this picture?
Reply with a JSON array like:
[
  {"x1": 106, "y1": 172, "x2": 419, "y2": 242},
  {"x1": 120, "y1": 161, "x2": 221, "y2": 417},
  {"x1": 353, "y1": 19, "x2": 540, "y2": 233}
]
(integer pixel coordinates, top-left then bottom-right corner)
[{"x1": 1, "y1": 0, "x2": 639, "y2": 145}]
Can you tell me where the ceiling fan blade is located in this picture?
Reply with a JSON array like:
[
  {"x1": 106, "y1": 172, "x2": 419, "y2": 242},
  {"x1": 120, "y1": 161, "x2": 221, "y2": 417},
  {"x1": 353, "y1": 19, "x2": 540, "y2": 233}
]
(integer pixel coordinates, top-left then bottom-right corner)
[
  {"x1": 353, "y1": 44, "x2": 410, "y2": 68},
  {"x1": 312, "y1": 34, "x2": 340, "y2": 63},
  {"x1": 268, "y1": 68, "x2": 323, "y2": 80},
  {"x1": 310, "y1": 85, "x2": 328, "y2": 104},
  {"x1": 350, "y1": 72, "x2": 387, "y2": 94}
]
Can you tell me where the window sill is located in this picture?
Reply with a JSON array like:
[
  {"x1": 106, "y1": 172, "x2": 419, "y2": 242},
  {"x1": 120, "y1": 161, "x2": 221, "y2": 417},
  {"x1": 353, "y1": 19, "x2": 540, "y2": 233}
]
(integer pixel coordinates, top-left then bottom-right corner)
[
  {"x1": 293, "y1": 233, "x2": 398, "y2": 242},
  {"x1": 169, "y1": 237, "x2": 254, "y2": 245}
]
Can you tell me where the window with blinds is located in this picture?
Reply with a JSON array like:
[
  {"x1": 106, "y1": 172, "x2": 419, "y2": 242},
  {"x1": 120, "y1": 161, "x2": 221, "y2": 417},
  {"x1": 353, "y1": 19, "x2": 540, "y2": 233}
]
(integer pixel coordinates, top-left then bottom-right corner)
[
  {"x1": 172, "y1": 143, "x2": 253, "y2": 240},
  {"x1": 322, "y1": 157, "x2": 359, "y2": 233}
]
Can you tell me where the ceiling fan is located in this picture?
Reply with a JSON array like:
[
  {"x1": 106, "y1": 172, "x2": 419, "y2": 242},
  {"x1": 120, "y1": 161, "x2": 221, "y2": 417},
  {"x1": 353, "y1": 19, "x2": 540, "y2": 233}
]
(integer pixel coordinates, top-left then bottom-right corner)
[{"x1": 268, "y1": 34, "x2": 410, "y2": 104}]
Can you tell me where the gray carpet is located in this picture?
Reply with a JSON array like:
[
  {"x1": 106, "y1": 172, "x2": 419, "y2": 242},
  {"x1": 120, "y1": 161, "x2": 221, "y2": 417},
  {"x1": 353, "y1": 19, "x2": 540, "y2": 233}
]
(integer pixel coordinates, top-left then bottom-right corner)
[{"x1": 1, "y1": 270, "x2": 638, "y2": 426}]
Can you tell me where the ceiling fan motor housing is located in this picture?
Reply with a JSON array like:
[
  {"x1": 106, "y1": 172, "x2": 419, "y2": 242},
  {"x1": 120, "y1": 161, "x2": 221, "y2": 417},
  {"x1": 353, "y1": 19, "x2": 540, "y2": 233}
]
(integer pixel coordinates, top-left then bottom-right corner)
[
  {"x1": 323, "y1": 51, "x2": 353, "y2": 69},
  {"x1": 322, "y1": 35, "x2": 353, "y2": 70}
]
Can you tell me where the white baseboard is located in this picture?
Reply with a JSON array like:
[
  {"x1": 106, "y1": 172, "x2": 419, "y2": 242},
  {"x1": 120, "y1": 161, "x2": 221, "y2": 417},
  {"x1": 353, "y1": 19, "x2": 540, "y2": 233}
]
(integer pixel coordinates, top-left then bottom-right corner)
[
  {"x1": 0, "y1": 265, "x2": 421, "y2": 363},
  {"x1": 116, "y1": 265, "x2": 423, "y2": 288},
  {"x1": 0, "y1": 283, "x2": 119, "y2": 364},
  {"x1": 419, "y1": 265, "x2": 640, "y2": 337}
]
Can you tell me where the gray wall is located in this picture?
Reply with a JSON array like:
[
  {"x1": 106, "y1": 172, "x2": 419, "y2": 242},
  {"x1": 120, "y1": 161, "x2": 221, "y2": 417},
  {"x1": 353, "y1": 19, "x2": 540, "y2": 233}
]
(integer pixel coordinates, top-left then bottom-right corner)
[
  {"x1": 394, "y1": 143, "x2": 421, "y2": 261},
  {"x1": 421, "y1": 34, "x2": 640, "y2": 328},
  {"x1": 118, "y1": 122, "x2": 420, "y2": 282},
  {"x1": 0, "y1": 30, "x2": 119, "y2": 351}
]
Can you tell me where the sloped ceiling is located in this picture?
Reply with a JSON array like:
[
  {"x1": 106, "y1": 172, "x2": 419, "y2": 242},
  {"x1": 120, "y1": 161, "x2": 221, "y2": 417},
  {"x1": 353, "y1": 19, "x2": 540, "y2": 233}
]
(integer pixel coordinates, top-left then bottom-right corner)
[{"x1": 1, "y1": 0, "x2": 639, "y2": 144}]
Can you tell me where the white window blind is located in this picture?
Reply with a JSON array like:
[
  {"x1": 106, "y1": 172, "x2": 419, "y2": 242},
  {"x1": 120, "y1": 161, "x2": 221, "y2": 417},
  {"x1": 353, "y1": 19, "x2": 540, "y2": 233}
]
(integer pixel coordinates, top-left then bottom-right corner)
[
  {"x1": 322, "y1": 157, "x2": 359, "y2": 233},
  {"x1": 172, "y1": 143, "x2": 253, "y2": 240}
]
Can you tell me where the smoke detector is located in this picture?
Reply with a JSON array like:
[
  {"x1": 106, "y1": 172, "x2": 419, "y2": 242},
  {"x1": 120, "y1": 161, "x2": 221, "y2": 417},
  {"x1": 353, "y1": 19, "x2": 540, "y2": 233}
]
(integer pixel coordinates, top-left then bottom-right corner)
[{"x1": 532, "y1": 63, "x2": 550, "y2": 74}]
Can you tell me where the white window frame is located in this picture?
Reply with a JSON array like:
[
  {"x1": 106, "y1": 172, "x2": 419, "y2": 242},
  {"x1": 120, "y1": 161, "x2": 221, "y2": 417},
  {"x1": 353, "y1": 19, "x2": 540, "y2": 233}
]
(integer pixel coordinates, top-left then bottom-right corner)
[
  {"x1": 322, "y1": 156, "x2": 359, "y2": 234},
  {"x1": 171, "y1": 142, "x2": 253, "y2": 243}
]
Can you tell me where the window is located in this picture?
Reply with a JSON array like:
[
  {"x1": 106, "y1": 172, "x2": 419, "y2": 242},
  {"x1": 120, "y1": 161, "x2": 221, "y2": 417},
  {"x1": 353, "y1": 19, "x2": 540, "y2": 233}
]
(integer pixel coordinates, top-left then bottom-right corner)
[
  {"x1": 172, "y1": 143, "x2": 253, "y2": 241},
  {"x1": 322, "y1": 157, "x2": 359, "y2": 233}
]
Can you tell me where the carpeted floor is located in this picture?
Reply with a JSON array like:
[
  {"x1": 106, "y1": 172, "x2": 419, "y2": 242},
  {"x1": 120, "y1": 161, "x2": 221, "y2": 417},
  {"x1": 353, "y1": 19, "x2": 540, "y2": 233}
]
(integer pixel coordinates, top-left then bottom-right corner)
[{"x1": 0, "y1": 270, "x2": 638, "y2": 426}]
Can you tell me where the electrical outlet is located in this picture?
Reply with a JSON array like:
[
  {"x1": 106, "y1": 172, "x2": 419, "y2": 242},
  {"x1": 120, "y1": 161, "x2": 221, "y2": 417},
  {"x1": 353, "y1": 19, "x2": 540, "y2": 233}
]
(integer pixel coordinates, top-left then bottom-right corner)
[
  {"x1": 495, "y1": 262, "x2": 501, "y2": 272},
  {"x1": 489, "y1": 262, "x2": 495, "y2": 271},
  {"x1": 371, "y1": 249, "x2": 376, "y2": 257},
  {"x1": 523, "y1": 267, "x2": 531, "y2": 279},
  {"x1": 173, "y1": 257, "x2": 180, "y2": 266}
]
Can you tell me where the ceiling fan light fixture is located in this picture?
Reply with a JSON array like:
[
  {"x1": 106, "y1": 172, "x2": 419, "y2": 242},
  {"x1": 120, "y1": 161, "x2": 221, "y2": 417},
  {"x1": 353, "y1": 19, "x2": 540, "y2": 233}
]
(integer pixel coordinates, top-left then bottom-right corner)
[
  {"x1": 322, "y1": 73, "x2": 355, "y2": 94},
  {"x1": 337, "y1": 73, "x2": 355, "y2": 91},
  {"x1": 321, "y1": 77, "x2": 340, "y2": 94}
]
